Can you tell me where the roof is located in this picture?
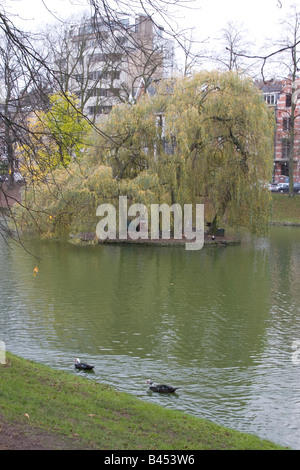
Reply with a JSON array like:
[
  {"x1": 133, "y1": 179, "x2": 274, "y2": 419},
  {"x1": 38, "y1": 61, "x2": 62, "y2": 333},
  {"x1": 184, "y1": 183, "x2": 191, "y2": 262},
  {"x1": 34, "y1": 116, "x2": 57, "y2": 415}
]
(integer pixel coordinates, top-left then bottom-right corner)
[{"x1": 255, "y1": 79, "x2": 284, "y2": 94}]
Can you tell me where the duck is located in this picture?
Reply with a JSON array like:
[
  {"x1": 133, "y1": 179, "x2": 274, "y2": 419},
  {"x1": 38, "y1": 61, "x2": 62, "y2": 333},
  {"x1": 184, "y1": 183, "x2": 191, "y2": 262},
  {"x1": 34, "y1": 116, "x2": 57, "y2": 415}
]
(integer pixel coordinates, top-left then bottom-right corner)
[
  {"x1": 74, "y1": 358, "x2": 94, "y2": 371},
  {"x1": 146, "y1": 379, "x2": 178, "y2": 393}
]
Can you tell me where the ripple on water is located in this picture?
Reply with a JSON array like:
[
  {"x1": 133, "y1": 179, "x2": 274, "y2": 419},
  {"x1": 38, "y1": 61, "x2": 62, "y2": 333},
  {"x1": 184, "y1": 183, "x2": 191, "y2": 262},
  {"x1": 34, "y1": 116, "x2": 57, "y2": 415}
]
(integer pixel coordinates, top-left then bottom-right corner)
[{"x1": 1, "y1": 231, "x2": 300, "y2": 449}]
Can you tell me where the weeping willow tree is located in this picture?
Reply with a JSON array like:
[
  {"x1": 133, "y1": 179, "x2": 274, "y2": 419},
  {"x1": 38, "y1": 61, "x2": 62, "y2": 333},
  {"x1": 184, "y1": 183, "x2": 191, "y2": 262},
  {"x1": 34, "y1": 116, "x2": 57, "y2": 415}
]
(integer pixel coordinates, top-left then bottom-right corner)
[
  {"x1": 90, "y1": 97, "x2": 158, "y2": 180},
  {"x1": 155, "y1": 71, "x2": 275, "y2": 234},
  {"x1": 15, "y1": 71, "x2": 275, "y2": 239}
]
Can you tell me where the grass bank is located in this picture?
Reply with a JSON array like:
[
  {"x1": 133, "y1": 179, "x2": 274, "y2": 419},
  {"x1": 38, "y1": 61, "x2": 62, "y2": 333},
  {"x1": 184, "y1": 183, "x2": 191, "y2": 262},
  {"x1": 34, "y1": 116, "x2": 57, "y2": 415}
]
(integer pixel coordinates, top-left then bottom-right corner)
[
  {"x1": 0, "y1": 353, "x2": 287, "y2": 450},
  {"x1": 271, "y1": 194, "x2": 300, "y2": 225}
]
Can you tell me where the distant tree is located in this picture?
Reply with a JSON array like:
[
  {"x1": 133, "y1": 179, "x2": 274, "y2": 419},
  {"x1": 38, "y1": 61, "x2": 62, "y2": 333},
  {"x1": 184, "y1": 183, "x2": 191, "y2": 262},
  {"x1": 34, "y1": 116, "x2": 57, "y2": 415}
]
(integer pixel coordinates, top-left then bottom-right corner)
[
  {"x1": 180, "y1": 29, "x2": 207, "y2": 77},
  {"x1": 0, "y1": 33, "x2": 47, "y2": 188},
  {"x1": 213, "y1": 22, "x2": 253, "y2": 72},
  {"x1": 20, "y1": 93, "x2": 91, "y2": 181}
]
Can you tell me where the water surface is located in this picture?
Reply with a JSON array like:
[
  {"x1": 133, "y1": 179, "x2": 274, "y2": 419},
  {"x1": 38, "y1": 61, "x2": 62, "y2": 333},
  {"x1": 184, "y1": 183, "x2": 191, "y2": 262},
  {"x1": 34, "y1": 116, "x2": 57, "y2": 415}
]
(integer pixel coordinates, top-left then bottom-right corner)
[{"x1": 1, "y1": 227, "x2": 300, "y2": 448}]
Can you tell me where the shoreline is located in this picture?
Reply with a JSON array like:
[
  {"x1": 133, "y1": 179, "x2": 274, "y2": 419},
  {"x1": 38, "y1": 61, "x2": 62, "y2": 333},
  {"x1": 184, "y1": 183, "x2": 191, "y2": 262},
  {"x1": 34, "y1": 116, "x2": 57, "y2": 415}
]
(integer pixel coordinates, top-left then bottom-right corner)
[
  {"x1": 0, "y1": 352, "x2": 288, "y2": 450},
  {"x1": 70, "y1": 232, "x2": 241, "y2": 247},
  {"x1": 270, "y1": 221, "x2": 300, "y2": 226}
]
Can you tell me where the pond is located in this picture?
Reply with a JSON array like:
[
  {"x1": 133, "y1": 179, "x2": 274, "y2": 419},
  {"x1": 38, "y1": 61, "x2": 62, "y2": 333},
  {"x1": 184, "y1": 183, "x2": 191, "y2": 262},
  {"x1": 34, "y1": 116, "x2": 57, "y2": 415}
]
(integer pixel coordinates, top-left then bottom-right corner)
[{"x1": 1, "y1": 226, "x2": 300, "y2": 449}]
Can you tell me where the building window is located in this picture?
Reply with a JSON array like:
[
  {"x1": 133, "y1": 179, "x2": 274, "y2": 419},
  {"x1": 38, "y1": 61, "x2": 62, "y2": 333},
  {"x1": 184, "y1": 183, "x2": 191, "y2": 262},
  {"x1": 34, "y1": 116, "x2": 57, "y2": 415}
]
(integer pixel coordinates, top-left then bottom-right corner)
[
  {"x1": 88, "y1": 87, "x2": 121, "y2": 97},
  {"x1": 281, "y1": 162, "x2": 289, "y2": 176},
  {"x1": 88, "y1": 70, "x2": 102, "y2": 80},
  {"x1": 78, "y1": 24, "x2": 95, "y2": 36},
  {"x1": 88, "y1": 88, "x2": 107, "y2": 97},
  {"x1": 264, "y1": 93, "x2": 280, "y2": 105},
  {"x1": 264, "y1": 94, "x2": 275, "y2": 105},
  {"x1": 286, "y1": 93, "x2": 292, "y2": 107},
  {"x1": 90, "y1": 53, "x2": 106, "y2": 63},
  {"x1": 102, "y1": 71, "x2": 121, "y2": 80},
  {"x1": 87, "y1": 105, "x2": 112, "y2": 115},
  {"x1": 105, "y1": 53, "x2": 122, "y2": 62},
  {"x1": 90, "y1": 53, "x2": 122, "y2": 63},
  {"x1": 119, "y1": 18, "x2": 129, "y2": 27},
  {"x1": 282, "y1": 139, "x2": 290, "y2": 159},
  {"x1": 107, "y1": 88, "x2": 121, "y2": 97},
  {"x1": 283, "y1": 117, "x2": 291, "y2": 131}
]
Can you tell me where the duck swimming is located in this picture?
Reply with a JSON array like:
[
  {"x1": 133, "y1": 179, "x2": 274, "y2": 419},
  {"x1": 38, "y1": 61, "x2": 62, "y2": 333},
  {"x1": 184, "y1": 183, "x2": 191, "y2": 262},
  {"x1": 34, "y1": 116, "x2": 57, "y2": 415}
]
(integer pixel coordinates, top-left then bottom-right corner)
[
  {"x1": 74, "y1": 358, "x2": 94, "y2": 371},
  {"x1": 146, "y1": 379, "x2": 178, "y2": 393}
]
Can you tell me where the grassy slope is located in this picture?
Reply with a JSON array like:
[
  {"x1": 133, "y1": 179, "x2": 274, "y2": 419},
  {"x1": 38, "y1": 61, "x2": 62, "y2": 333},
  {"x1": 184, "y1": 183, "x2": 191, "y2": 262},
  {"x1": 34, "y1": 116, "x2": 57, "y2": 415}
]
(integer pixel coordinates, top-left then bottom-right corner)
[
  {"x1": 271, "y1": 194, "x2": 300, "y2": 224},
  {"x1": 0, "y1": 353, "x2": 287, "y2": 450}
]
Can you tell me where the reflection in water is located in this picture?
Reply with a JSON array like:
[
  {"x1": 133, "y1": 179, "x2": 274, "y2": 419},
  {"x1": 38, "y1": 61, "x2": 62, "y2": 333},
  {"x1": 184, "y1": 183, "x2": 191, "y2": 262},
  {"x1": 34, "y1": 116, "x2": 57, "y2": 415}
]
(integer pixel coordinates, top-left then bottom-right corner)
[{"x1": 1, "y1": 226, "x2": 300, "y2": 448}]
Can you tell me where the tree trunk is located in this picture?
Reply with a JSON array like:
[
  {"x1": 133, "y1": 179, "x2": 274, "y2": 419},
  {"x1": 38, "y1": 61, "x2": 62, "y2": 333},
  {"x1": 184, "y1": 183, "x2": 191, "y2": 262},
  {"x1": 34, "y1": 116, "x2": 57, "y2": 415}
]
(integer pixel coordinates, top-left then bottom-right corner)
[
  {"x1": 289, "y1": 69, "x2": 296, "y2": 198},
  {"x1": 4, "y1": 115, "x2": 14, "y2": 190},
  {"x1": 208, "y1": 214, "x2": 218, "y2": 235}
]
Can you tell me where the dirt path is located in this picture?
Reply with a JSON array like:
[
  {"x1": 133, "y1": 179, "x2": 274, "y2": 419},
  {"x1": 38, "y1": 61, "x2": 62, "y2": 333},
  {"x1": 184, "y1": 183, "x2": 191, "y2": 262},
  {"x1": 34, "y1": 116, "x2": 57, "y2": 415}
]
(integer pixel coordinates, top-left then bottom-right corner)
[{"x1": 0, "y1": 416, "x2": 93, "y2": 450}]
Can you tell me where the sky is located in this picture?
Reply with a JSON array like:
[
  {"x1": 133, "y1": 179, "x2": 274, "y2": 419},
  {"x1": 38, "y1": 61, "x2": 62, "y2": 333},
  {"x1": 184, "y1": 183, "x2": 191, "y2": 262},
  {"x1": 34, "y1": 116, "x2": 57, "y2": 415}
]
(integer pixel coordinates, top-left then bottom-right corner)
[
  {"x1": 4, "y1": 0, "x2": 293, "y2": 37},
  {"x1": 2, "y1": 0, "x2": 297, "y2": 74},
  {"x1": 3, "y1": 0, "x2": 91, "y2": 26}
]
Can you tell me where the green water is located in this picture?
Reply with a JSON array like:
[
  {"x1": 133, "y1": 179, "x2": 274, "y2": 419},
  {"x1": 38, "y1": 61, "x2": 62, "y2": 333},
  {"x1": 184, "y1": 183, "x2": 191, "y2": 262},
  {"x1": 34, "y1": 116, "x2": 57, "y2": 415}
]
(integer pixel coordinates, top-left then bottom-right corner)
[{"x1": 1, "y1": 227, "x2": 300, "y2": 448}]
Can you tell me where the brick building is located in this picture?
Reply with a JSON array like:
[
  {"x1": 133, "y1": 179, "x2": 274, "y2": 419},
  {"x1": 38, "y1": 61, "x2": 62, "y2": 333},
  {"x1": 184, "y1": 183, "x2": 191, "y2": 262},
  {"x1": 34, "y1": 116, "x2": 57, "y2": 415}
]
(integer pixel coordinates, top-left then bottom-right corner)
[{"x1": 257, "y1": 77, "x2": 300, "y2": 183}]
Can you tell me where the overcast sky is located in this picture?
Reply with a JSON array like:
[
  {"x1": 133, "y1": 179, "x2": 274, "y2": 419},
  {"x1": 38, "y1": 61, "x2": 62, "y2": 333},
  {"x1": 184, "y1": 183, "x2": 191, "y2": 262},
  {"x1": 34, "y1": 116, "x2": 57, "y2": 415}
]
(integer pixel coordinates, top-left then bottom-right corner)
[
  {"x1": 3, "y1": 0, "x2": 297, "y2": 75},
  {"x1": 5, "y1": 0, "x2": 292, "y2": 38}
]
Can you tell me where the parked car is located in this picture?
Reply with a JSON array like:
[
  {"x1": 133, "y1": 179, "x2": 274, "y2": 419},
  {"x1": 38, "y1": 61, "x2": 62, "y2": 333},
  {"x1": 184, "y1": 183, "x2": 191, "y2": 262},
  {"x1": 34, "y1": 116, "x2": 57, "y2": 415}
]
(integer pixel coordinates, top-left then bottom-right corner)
[
  {"x1": 274, "y1": 182, "x2": 300, "y2": 194},
  {"x1": 293, "y1": 182, "x2": 300, "y2": 194},
  {"x1": 268, "y1": 183, "x2": 278, "y2": 192},
  {"x1": 276, "y1": 183, "x2": 289, "y2": 193}
]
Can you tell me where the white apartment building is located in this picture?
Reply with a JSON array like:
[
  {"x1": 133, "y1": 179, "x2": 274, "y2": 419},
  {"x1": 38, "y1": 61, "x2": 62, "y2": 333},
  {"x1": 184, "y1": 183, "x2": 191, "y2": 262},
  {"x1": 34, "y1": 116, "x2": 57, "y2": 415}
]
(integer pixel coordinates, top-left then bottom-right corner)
[{"x1": 68, "y1": 14, "x2": 174, "y2": 120}]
